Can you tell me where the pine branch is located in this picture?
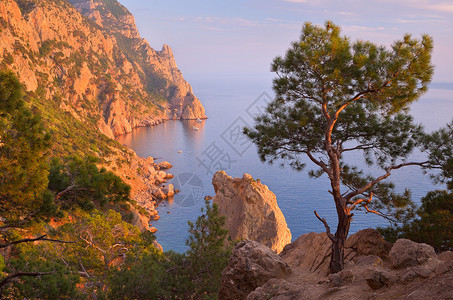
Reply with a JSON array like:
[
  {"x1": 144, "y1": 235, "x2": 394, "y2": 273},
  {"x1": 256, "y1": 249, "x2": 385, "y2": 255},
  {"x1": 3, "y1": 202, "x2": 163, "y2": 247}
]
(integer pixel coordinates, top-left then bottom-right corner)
[
  {"x1": 0, "y1": 271, "x2": 56, "y2": 288},
  {"x1": 314, "y1": 211, "x2": 336, "y2": 242},
  {"x1": 0, "y1": 235, "x2": 75, "y2": 249},
  {"x1": 344, "y1": 161, "x2": 430, "y2": 201}
]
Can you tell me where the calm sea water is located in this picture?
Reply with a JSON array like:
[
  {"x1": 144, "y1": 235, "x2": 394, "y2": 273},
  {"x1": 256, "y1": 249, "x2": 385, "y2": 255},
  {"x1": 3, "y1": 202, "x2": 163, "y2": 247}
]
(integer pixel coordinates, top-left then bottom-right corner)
[{"x1": 116, "y1": 77, "x2": 453, "y2": 252}]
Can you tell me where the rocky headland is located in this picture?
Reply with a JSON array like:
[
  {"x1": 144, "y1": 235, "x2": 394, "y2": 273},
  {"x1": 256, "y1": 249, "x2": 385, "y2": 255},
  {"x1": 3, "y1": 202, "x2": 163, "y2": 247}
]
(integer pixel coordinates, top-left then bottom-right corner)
[
  {"x1": 212, "y1": 171, "x2": 292, "y2": 253},
  {"x1": 0, "y1": 0, "x2": 206, "y2": 138}
]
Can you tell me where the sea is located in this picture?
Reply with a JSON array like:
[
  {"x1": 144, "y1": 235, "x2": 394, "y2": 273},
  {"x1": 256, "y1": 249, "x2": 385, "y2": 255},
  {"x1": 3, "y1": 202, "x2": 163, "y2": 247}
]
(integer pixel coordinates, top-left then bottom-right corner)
[{"x1": 116, "y1": 76, "x2": 453, "y2": 253}]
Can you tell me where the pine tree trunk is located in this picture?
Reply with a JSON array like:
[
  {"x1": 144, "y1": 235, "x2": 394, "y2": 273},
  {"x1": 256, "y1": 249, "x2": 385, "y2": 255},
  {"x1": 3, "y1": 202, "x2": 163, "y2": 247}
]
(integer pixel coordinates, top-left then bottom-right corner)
[{"x1": 329, "y1": 211, "x2": 351, "y2": 273}]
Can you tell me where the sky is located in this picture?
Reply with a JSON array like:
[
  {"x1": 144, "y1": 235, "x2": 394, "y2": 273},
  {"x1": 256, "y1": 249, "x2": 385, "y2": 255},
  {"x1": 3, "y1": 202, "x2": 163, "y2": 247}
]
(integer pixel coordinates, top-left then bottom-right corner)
[{"x1": 118, "y1": 0, "x2": 453, "y2": 86}]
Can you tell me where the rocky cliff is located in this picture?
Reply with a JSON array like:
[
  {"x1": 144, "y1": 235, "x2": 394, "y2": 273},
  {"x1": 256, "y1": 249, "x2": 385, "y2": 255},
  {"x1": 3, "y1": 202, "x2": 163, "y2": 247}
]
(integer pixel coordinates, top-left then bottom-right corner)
[
  {"x1": 0, "y1": 0, "x2": 206, "y2": 138},
  {"x1": 212, "y1": 171, "x2": 292, "y2": 253}
]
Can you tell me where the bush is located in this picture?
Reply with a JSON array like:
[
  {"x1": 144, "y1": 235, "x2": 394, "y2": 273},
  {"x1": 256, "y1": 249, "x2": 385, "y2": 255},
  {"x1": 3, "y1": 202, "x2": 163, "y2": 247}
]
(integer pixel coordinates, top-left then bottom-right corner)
[
  {"x1": 48, "y1": 156, "x2": 131, "y2": 210},
  {"x1": 379, "y1": 189, "x2": 453, "y2": 252}
]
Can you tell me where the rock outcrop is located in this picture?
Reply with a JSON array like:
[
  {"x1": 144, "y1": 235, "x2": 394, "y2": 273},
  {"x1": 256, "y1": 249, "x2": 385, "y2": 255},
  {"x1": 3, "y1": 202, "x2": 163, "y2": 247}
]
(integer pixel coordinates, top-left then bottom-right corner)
[
  {"x1": 218, "y1": 240, "x2": 291, "y2": 300},
  {"x1": 218, "y1": 230, "x2": 453, "y2": 299},
  {"x1": 212, "y1": 171, "x2": 291, "y2": 253}
]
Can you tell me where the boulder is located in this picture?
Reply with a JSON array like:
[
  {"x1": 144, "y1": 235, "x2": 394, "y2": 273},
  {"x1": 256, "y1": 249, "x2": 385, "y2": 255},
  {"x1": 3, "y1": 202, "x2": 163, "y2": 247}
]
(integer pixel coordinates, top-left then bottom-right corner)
[
  {"x1": 162, "y1": 184, "x2": 175, "y2": 197},
  {"x1": 157, "y1": 161, "x2": 173, "y2": 170},
  {"x1": 280, "y1": 232, "x2": 331, "y2": 275},
  {"x1": 157, "y1": 170, "x2": 167, "y2": 179},
  {"x1": 147, "y1": 165, "x2": 156, "y2": 176},
  {"x1": 150, "y1": 214, "x2": 160, "y2": 221},
  {"x1": 389, "y1": 239, "x2": 437, "y2": 269},
  {"x1": 218, "y1": 240, "x2": 291, "y2": 300},
  {"x1": 212, "y1": 171, "x2": 291, "y2": 253},
  {"x1": 345, "y1": 228, "x2": 392, "y2": 259},
  {"x1": 152, "y1": 188, "x2": 166, "y2": 199}
]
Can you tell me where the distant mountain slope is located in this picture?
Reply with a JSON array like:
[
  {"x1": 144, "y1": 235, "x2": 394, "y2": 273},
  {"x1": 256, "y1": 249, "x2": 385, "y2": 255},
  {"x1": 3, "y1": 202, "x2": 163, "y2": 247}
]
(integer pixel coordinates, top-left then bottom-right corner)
[{"x1": 0, "y1": 0, "x2": 206, "y2": 139}]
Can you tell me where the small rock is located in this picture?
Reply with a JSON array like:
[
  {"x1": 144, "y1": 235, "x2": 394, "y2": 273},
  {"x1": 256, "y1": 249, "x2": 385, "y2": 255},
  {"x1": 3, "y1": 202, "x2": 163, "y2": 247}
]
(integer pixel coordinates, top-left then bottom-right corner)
[
  {"x1": 147, "y1": 165, "x2": 156, "y2": 175},
  {"x1": 149, "y1": 227, "x2": 157, "y2": 233},
  {"x1": 157, "y1": 161, "x2": 173, "y2": 170},
  {"x1": 328, "y1": 274, "x2": 342, "y2": 287},
  {"x1": 165, "y1": 173, "x2": 175, "y2": 179},
  {"x1": 438, "y1": 251, "x2": 453, "y2": 261},
  {"x1": 157, "y1": 170, "x2": 167, "y2": 179},
  {"x1": 365, "y1": 268, "x2": 391, "y2": 290},
  {"x1": 152, "y1": 188, "x2": 166, "y2": 199},
  {"x1": 150, "y1": 214, "x2": 160, "y2": 221},
  {"x1": 337, "y1": 269, "x2": 355, "y2": 284},
  {"x1": 162, "y1": 184, "x2": 175, "y2": 197}
]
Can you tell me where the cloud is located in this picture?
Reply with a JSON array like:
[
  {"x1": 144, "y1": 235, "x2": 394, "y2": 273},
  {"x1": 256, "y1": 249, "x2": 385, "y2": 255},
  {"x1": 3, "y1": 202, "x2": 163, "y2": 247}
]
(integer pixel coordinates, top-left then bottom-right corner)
[
  {"x1": 397, "y1": 18, "x2": 448, "y2": 23},
  {"x1": 338, "y1": 11, "x2": 357, "y2": 16},
  {"x1": 425, "y1": 3, "x2": 453, "y2": 12}
]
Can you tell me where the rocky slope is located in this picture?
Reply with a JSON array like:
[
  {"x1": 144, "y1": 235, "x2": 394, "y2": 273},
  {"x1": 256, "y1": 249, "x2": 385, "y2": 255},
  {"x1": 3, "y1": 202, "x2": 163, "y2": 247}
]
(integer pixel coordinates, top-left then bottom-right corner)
[
  {"x1": 0, "y1": 0, "x2": 206, "y2": 139},
  {"x1": 219, "y1": 230, "x2": 453, "y2": 300},
  {"x1": 212, "y1": 171, "x2": 292, "y2": 253}
]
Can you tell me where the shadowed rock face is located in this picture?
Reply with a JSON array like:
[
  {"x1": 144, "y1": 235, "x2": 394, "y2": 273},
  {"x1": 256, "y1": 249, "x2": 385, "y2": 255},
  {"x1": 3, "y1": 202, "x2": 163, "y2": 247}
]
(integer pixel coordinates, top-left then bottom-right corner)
[
  {"x1": 0, "y1": 0, "x2": 206, "y2": 138},
  {"x1": 212, "y1": 171, "x2": 292, "y2": 253},
  {"x1": 69, "y1": 0, "x2": 207, "y2": 124}
]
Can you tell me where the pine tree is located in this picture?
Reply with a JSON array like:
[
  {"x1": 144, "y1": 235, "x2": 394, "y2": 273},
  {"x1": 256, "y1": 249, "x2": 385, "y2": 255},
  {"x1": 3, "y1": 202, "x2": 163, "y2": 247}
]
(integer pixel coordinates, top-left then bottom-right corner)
[
  {"x1": 0, "y1": 71, "x2": 51, "y2": 225},
  {"x1": 245, "y1": 21, "x2": 434, "y2": 273}
]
